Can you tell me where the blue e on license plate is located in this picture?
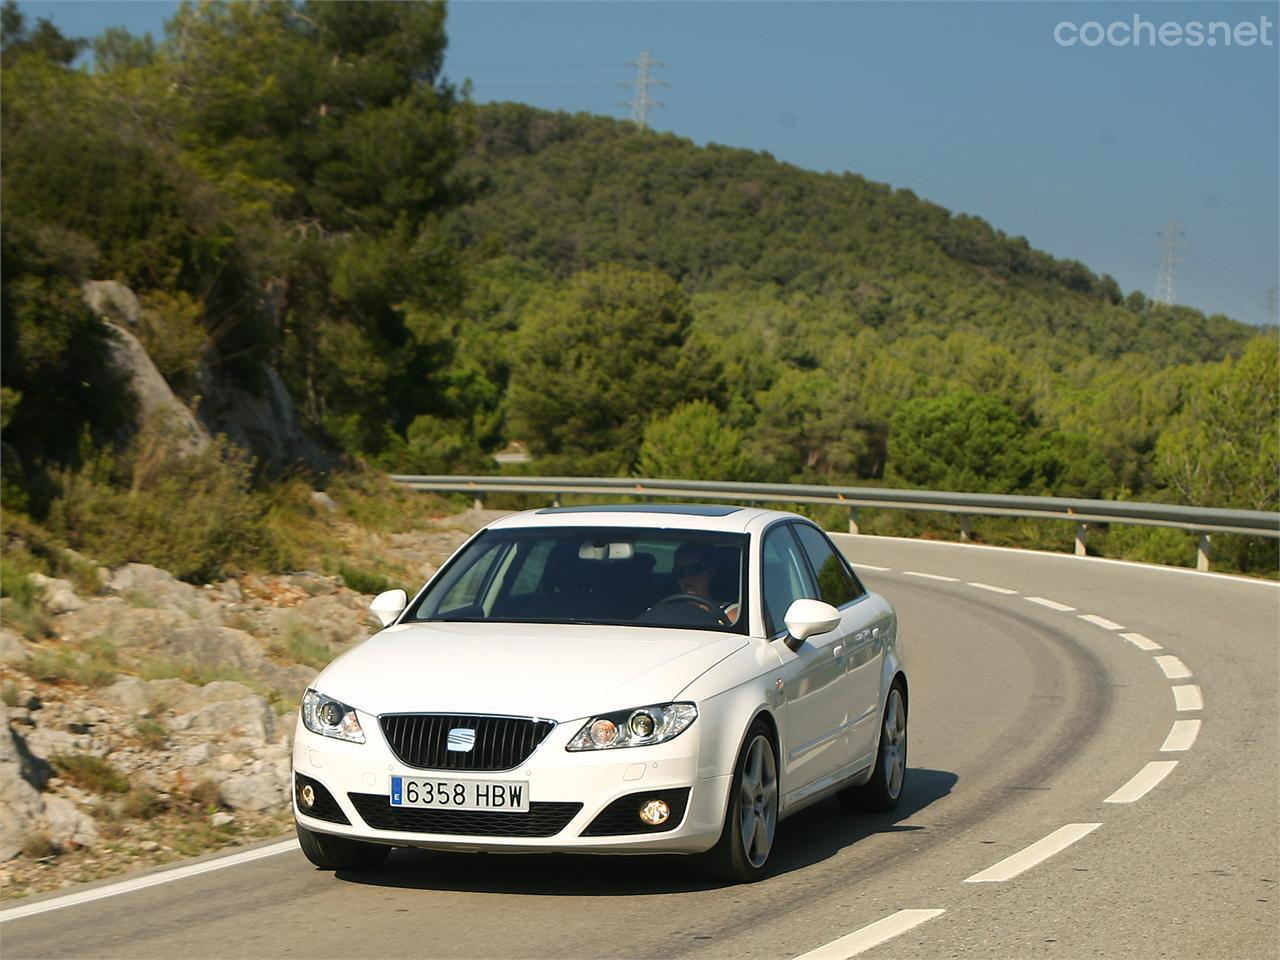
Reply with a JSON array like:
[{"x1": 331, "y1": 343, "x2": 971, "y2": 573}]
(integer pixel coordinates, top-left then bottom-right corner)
[{"x1": 390, "y1": 776, "x2": 530, "y2": 812}]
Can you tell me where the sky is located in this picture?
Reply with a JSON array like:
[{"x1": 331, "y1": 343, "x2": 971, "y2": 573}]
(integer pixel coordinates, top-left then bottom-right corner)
[{"x1": 16, "y1": 0, "x2": 1280, "y2": 326}]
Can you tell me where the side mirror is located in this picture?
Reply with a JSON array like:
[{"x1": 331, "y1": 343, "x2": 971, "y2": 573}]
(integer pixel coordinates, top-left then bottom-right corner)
[
  {"x1": 369, "y1": 589, "x2": 408, "y2": 627},
  {"x1": 783, "y1": 598, "x2": 840, "y2": 644}
]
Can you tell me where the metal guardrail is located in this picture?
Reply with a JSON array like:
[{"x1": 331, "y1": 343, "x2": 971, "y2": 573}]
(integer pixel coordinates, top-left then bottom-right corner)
[{"x1": 389, "y1": 474, "x2": 1280, "y2": 572}]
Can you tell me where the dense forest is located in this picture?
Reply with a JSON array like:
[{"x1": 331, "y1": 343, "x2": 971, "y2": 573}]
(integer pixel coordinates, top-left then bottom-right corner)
[{"x1": 1, "y1": 0, "x2": 1275, "y2": 580}]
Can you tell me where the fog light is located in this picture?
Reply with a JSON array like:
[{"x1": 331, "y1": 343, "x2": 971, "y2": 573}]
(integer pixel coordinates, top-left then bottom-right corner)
[
  {"x1": 638, "y1": 798, "x2": 670, "y2": 826},
  {"x1": 300, "y1": 784, "x2": 316, "y2": 809}
]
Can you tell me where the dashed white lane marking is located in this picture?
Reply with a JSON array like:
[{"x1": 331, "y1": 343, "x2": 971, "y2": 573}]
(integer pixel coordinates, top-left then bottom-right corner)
[
  {"x1": 968, "y1": 582, "x2": 1018, "y2": 595},
  {"x1": 1026, "y1": 596, "x2": 1076, "y2": 611},
  {"x1": 964, "y1": 823, "x2": 1102, "y2": 883},
  {"x1": 1105, "y1": 761, "x2": 1179, "y2": 803},
  {"x1": 903, "y1": 571, "x2": 959, "y2": 582},
  {"x1": 1121, "y1": 632, "x2": 1162, "y2": 651},
  {"x1": 1172, "y1": 684, "x2": 1204, "y2": 711},
  {"x1": 1079, "y1": 614, "x2": 1125, "y2": 630},
  {"x1": 791, "y1": 909, "x2": 946, "y2": 960},
  {"x1": 1160, "y1": 719, "x2": 1202, "y2": 752},
  {"x1": 856, "y1": 564, "x2": 892, "y2": 572},
  {"x1": 0, "y1": 839, "x2": 300, "y2": 922},
  {"x1": 1155, "y1": 655, "x2": 1192, "y2": 679}
]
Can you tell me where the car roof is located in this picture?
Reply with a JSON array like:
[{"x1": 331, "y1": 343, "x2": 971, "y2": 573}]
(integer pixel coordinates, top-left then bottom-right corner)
[{"x1": 485, "y1": 503, "x2": 801, "y2": 534}]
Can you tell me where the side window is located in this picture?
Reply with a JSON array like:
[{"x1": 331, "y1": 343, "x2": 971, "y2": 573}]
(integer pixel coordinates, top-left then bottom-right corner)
[
  {"x1": 793, "y1": 524, "x2": 865, "y2": 607},
  {"x1": 761, "y1": 525, "x2": 819, "y2": 636}
]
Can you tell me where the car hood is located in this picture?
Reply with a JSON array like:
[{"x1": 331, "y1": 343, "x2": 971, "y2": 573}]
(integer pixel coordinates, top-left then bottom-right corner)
[{"x1": 314, "y1": 620, "x2": 750, "y2": 721}]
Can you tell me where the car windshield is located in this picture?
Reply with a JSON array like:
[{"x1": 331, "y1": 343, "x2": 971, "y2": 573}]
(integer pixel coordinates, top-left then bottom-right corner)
[{"x1": 406, "y1": 527, "x2": 749, "y2": 633}]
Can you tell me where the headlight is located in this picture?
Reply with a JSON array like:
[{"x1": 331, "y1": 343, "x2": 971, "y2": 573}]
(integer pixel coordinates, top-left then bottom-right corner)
[
  {"x1": 566, "y1": 703, "x2": 697, "y2": 751},
  {"x1": 301, "y1": 688, "x2": 365, "y2": 744}
]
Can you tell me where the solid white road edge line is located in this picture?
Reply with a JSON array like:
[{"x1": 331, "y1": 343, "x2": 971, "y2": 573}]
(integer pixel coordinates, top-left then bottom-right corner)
[
  {"x1": 1105, "y1": 761, "x2": 1179, "y2": 804},
  {"x1": 1121, "y1": 632, "x2": 1162, "y2": 651},
  {"x1": 1026, "y1": 596, "x2": 1076, "y2": 611},
  {"x1": 968, "y1": 582, "x2": 1018, "y2": 595},
  {"x1": 1155, "y1": 655, "x2": 1192, "y2": 679},
  {"x1": 1172, "y1": 684, "x2": 1204, "y2": 711},
  {"x1": 831, "y1": 533, "x2": 1280, "y2": 588},
  {"x1": 791, "y1": 909, "x2": 947, "y2": 960},
  {"x1": 903, "y1": 571, "x2": 959, "y2": 582},
  {"x1": 0, "y1": 839, "x2": 300, "y2": 923},
  {"x1": 1079, "y1": 614, "x2": 1125, "y2": 630},
  {"x1": 964, "y1": 823, "x2": 1102, "y2": 883},
  {"x1": 1160, "y1": 719, "x2": 1202, "y2": 752}
]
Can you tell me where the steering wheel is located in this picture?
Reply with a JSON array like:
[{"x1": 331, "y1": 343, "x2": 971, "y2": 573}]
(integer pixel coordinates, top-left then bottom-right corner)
[{"x1": 645, "y1": 593, "x2": 730, "y2": 626}]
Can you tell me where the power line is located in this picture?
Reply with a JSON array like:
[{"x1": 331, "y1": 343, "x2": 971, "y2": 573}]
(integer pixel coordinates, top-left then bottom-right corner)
[
  {"x1": 623, "y1": 50, "x2": 666, "y2": 130},
  {"x1": 1154, "y1": 219, "x2": 1181, "y2": 306}
]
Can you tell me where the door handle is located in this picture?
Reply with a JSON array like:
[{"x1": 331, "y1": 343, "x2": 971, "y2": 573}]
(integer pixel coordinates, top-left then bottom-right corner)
[{"x1": 832, "y1": 645, "x2": 843, "y2": 658}]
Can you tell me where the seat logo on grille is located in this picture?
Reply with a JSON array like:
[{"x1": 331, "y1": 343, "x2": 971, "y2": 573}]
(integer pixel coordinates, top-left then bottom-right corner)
[{"x1": 447, "y1": 728, "x2": 476, "y2": 752}]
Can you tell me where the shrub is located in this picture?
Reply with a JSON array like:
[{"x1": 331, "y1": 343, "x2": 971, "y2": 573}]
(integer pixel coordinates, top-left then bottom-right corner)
[
  {"x1": 52, "y1": 753, "x2": 129, "y2": 795},
  {"x1": 273, "y1": 618, "x2": 332, "y2": 669},
  {"x1": 337, "y1": 562, "x2": 390, "y2": 595},
  {"x1": 135, "y1": 718, "x2": 169, "y2": 748},
  {"x1": 49, "y1": 425, "x2": 277, "y2": 583}
]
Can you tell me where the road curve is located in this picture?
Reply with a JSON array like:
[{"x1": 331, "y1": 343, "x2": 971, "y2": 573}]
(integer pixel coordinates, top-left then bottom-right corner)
[{"x1": 3, "y1": 537, "x2": 1276, "y2": 960}]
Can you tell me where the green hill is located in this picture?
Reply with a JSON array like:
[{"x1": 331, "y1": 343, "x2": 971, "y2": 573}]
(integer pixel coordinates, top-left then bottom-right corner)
[{"x1": 1, "y1": 3, "x2": 1274, "y2": 579}]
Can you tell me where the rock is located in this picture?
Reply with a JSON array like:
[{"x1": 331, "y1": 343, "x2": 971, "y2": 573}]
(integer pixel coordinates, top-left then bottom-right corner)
[
  {"x1": 217, "y1": 770, "x2": 286, "y2": 812},
  {"x1": 82, "y1": 280, "x2": 141, "y2": 327},
  {"x1": 1, "y1": 706, "x2": 48, "y2": 860},
  {"x1": 180, "y1": 743, "x2": 214, "y2": 767},
  {"x1": 28, "y1": 575, "x2": 84, "y2": 614},
  {"x1": 99, "y1": 320, "x2": 209, "y2": 456},
  {"x1": 195, "y1": 358, "x2": 336, "y2": 475},
  {"x1": 108, "y1": 564, "x2": 223, "y2": 624},
  {"x1": 209, "y1": 812, "x2": 234, "y2": 828},
  {"x1": 96, "y1": 677, "x2": 152, "y2": 717},
  {"x1": 40, "y1": 796, "x2": 98, "y2": 849},
  {"x1": 311, "y1": 491, "x2": 338, "y2": 513},
  {"x1": 0, "y1": 627, "x2": 30, "y2": 666},
  {"x1": 57, "y1": 605, "x2": 257, "y2": 676},
  {"x1": 172, "y1": 696, "x2": 274, "y2": 743}
]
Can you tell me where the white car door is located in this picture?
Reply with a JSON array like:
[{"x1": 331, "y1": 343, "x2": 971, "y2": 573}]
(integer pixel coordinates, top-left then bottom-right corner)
[
  {"x1": 792, "y1": 523, "x2": 887, "y2": 769},
  {"x1": 761, "y1": 524, "x2": 852, "y2": 794}
]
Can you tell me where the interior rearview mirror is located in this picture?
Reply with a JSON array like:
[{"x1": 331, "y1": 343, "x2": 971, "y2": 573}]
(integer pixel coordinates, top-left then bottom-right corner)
[
  {"x1": 370, "y1": 589, "x2": 408, "y2": 627},
  {"x1": 782, "y1": 598, "x2": 841, "y2": 645}
]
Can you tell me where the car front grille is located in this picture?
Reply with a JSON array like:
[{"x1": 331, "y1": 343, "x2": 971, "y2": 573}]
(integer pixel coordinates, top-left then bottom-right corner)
[
  {"x1": 348, "y1": 793, "x2": 582, "y2": 837},
  {"x1": 378, "y1": 714, "x2": 556, "y2": 771}
]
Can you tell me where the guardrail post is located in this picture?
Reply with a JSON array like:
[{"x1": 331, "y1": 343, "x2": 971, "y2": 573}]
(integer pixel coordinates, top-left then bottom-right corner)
[
  {"x1": 1197, "y1": 534, "x2": 1211, "y2": 571},
  {"x1": 1074, "y1": 522, "x2": 1088, "y2": 556},
  {"x1": 552, "y1": 495, "x2": 561, "y2": 508},
  {"x1": 960, "y1": 515, "x2": 972, "y2": 542},
  {"x1": 848, "y1": 508, "x2": 860, "y2": 535}
]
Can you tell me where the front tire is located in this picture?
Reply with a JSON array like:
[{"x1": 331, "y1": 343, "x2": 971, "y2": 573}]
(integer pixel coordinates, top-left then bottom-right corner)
[
  {"x1": 296, "y1": 820, "x2": 390, "y2": 871},
  {"x1": 838, "y1": 680, "x2": 907, "y2": 813},
  {"x1": 702, "y1": 719, "x2": 778, "y2": 883}
]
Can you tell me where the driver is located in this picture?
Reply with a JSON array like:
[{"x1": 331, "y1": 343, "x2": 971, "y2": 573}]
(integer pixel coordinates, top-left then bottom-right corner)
[{"x1": 673, "y1": 544, "x2": 741, "y2": 624}]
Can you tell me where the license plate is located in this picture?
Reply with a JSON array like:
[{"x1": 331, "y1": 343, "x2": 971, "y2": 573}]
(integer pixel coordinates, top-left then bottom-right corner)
[{"x1": 390, "y1": 776, "x2": 529, "y2": 812}]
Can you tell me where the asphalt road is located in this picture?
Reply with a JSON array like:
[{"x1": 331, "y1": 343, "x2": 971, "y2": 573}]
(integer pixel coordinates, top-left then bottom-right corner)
[{"x1": 3, "y1": 536, "x2": 1277, "y2": 960}]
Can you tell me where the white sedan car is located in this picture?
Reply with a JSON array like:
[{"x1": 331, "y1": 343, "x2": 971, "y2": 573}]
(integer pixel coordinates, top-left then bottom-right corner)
[{"x1": 292, "y1": 504, "x2": 907, "y2": 882}]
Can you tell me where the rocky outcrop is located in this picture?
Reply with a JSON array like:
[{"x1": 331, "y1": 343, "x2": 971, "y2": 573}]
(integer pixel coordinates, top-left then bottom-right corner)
[
  {"x1": 82, "y1": 279, "x2": 334, "y2": 473},
  {"x1": 195, "y1": 359, "x2": 337, "y2": 475},
  {"x1": 1, "y1": 705, "x2": 97, "y2": 859},
  {"x1": 99, "y1": 319, "x2": 210, "y2": 456}
]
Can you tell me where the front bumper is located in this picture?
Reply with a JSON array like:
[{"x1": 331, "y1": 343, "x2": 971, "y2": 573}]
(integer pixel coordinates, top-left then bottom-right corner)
[{"x1": 291, "y1": 714, "x2": 730, "y2": 855}]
